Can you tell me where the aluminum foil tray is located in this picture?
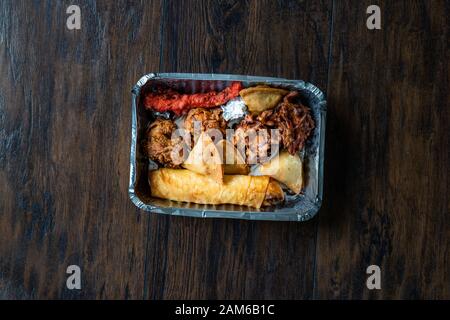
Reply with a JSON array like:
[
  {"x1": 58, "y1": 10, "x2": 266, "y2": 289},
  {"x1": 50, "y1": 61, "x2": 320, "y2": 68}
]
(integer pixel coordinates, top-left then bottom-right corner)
[{"x1": 129, "y1": 73, "x2": 326, "y2": 221}]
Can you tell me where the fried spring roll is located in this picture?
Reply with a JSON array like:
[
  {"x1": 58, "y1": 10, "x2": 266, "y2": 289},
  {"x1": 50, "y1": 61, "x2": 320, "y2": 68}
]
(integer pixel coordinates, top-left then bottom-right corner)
[{"x1": 149, "y1": 168, "x2": 284, "y2": 208}]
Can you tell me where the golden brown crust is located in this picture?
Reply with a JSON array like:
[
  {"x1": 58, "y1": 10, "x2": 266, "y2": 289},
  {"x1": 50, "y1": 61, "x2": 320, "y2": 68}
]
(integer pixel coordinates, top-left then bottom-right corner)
[
  {"x1": 149, "y1": 169, "x2": 282, "y2": 208},
  {"x1": 145, "y1": 118, "x2": 183, "y2": 168},
  {"x1": 239, "y1": 85, "x2": 288, "y2": 113},
  {"x1": 256, "y1": 151, "x2": 303, "y2": 194},
  {"x1": 182, "y1": 133, "x2": 224, "y2": 183},
  {"x1": 262, "y1": 178, "x2": 285, "y2": 206},
  {"x1": 184, "y1": 107, "x2": 227, "y2": 137},
  {"x1": 216, "y1": 140, "x2": 249, "y2": 175}
]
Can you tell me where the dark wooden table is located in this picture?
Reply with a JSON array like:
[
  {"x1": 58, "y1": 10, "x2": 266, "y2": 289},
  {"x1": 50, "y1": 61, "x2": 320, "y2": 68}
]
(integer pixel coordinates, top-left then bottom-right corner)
[{"x1": 0, "y1": 0, "x2": 448, "y2": 300}]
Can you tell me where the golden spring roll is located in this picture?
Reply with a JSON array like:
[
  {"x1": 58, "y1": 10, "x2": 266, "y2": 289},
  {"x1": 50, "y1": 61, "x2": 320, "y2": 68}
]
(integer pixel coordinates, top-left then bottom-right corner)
[
  {"x1": 262, "y1": 179, "x2": 285, "y2": 206},
  {"x1": 149, "y1": 168, "x2": 284, "y2": 208}
]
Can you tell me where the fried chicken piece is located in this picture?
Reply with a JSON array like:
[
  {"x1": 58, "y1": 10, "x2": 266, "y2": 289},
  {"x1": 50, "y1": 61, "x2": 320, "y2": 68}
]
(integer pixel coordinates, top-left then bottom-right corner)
[
  {"x1": 184, "y1": 108, "x2": 227, "y2": 138},
  {"x1": 145, "y1": 118, "x2": 183, "y2": 168}
]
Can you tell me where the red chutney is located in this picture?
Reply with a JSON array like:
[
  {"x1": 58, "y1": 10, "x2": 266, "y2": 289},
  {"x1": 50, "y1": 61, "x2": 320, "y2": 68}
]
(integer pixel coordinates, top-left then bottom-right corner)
[{"x1": 144, "y1": 81, "x2": 243, "y2": 115}]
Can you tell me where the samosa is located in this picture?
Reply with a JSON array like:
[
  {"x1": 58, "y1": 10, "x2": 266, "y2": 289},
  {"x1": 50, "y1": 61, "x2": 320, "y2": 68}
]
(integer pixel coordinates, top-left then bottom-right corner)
[
  {"x1": 183, "y1": 133, "x2": 224, "y2": 183},
  {"x1": 239, "y1": 85, "x2": 288, "y2": 113}
]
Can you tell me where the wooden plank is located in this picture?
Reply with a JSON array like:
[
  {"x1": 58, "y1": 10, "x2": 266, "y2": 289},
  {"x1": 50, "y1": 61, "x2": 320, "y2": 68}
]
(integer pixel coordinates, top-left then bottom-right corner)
[
  {"x1": 315, "y1": 0, "x2": 449, "y2": 299},
  {"x1": 144, "y1": 0, "x2": 333, "y2": 299},
  {"x1": 0, "y1": 0, "x2": 163, "y2": 299}
]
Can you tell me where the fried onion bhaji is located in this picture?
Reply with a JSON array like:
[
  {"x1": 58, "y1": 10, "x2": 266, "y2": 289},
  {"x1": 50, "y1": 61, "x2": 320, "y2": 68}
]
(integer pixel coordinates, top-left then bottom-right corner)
[
  {"x1": 145, "y1": 118, "x2": 184, "y2": 168},
  {"x1": 269, "y1": 91, "x2": 315, "y2": 154},
  {"x1": 233, "y1": 115, "x2": 276, "y2": 164},
  {"x1": 184, "y1": 108, "x2": 227, "y2": 137},
  {"x1": 233, "y1": 91, "x2": 315, "y2": 161}
]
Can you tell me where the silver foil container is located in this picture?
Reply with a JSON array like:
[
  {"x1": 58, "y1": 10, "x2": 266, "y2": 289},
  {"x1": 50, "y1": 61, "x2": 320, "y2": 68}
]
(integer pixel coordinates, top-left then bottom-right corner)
[{"x1": 129, "y1": 73, "x2": 326, "y2": 221}]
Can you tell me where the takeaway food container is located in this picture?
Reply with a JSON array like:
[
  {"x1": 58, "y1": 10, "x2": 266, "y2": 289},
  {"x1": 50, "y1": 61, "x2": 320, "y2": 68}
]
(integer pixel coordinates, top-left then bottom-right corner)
[{"x1": 129, "y1": 73, "x2": 326, "y2": 221}]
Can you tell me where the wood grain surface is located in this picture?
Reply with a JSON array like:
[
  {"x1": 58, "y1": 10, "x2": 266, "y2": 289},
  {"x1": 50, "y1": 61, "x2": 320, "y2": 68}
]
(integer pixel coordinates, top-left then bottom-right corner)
[
  {"x1": 316, "y1": 0, "x2": 449, "y2": 299},
  {"x1": 0, "y1": 0, "x2": 448, "y2": 299}
]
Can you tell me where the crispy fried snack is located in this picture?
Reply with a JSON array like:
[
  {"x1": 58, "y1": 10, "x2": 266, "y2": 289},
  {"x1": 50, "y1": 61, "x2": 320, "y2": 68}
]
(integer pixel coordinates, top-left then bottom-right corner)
[
  {"x1": 182, "y1": 133, "x2": 224, "y2": 183},
  {"x1": 216, "y1": 140, "x2": 249, "y2": 175},
  {"x1": 234, "y1": 91, "x2": 315, "y2": 156},
  {"x1": 184, "y1": 108, "x2": 227, "y2": 137},
  {"x1": 253, "y1": 151, "x2": 303, "y2": 194},
  {"x1": 232, "y1": 115, "x2": 279, "y2": 164},
  {"x1": 149, "y1": 168, "x2": 284, "y2": 209},
  {"x1": 145, "y1": 118, "x2": 183, "y2": 168},
  {"x1": 239, "y1": 85, "x2": 288, "y2": 113},
  {"x1": 260, "y1": 92, "x2": 315, "y2": 154}
]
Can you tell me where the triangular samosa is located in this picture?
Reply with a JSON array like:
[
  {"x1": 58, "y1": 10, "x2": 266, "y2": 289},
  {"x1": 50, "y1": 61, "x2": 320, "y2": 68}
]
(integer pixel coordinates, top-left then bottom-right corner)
[{"x1": 183, "y1": 133, "x2": 224, "y2": 183}]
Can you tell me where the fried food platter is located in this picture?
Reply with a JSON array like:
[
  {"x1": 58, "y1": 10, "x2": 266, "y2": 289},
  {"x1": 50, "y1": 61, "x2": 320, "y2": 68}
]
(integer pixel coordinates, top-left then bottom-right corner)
[{"x1": 129, "y1": 73, "x2": 326, "y2": 221}]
